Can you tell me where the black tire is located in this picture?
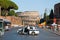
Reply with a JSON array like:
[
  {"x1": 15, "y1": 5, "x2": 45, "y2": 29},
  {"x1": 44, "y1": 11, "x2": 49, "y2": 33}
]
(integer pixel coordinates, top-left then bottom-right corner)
[{"x1": 32, "y1": 32, "x2": 35, "y2": 35}]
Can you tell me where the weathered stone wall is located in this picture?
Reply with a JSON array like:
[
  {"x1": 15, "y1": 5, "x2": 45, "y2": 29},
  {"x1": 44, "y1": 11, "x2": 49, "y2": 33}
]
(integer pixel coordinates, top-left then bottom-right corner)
[
  {"x1": 0, "y1": 16, "x2": 22, "y2": 26},
  {"x1": 16, "y1": 11, "x2": 40, "y2": 26}
]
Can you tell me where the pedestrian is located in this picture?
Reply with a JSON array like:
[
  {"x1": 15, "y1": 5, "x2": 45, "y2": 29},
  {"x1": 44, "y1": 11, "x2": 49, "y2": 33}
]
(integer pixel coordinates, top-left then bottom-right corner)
[
  {"x1": 58, "y1": 25, "x2": 60, "y2": 32},
  {"x1": 27, "y1": 26, "x2": 30, "y2": 34},
  {"x1": 54, "y1": 25, "x2": 57, "y2": 31}
]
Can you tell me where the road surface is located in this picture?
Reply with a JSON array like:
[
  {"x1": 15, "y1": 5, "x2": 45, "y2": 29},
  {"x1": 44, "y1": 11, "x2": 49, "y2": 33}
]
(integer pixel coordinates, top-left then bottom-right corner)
[{"x1": 0, "y1": 27, "x2": 60, "y2": 40}]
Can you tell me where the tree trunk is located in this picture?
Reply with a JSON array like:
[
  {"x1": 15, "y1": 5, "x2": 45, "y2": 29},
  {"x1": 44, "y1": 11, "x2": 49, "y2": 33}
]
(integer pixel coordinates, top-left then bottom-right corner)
[
  {"x1": 5, "y1": 10, "x2": 8, "y2": 17},
  {"x1": 0, "y1": 6, "x2": 1, "y2": 16}
]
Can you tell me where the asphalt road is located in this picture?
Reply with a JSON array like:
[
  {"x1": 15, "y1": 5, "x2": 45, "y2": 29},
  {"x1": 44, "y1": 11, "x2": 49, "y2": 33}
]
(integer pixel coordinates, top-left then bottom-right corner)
[{"x1": 0, "y1": 27, "x2": 60, "y2": 40}]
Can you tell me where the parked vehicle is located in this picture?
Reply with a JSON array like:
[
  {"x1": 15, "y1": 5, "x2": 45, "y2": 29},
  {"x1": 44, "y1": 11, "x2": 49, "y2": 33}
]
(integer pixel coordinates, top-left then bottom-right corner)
[
  {"x1": 0, "y1": 19, "x2": 4, "y2": 36},
  {"x1": 5, "y1": 26, "x2": 9, "y2": 31},
  {"x1": 0, "y1": 19, "x2": 11, "y2": 36},
  {"x1": 17, "y1": 26, "x2": 39, "y2": 35}
]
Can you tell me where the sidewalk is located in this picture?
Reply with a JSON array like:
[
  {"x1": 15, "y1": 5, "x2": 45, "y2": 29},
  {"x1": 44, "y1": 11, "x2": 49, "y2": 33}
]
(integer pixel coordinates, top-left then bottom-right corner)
[
  {"x1": 43, "y1": 28, "x2": 60, "y2": 36},
  {"x1": 49, "y1": 30, "x2": 60, "y2": 36}
]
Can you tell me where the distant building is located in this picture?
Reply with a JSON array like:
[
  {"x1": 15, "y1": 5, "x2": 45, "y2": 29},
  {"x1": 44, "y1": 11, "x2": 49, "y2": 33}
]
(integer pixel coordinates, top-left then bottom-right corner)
[
  {"x1": 54, "y1": 3, "x2": 60, "y2": 24},
  {"x1": 54, "y1": 3, "x2": 60, "y2": 18},
  {"x1": 16, "y1": 11, "x2": 40, "y2": 26}
]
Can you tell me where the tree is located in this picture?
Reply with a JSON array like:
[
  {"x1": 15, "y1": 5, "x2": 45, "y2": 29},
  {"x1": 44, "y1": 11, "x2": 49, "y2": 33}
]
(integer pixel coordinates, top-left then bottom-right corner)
[
  {"x1": 44, "y1": 12, "x2": 47, "y2": 21},
  {"x1": 15, "y1": 14, "x2": 18, "y2": 17},
  {"x1": 49, "y1": 9, "x2": 54, "y2": 19},
  {"x1": 43, "y1": 9, "x2": 47, "y2": 21},
  {"x1": 47, "y1": 9, "x2": 54, "y2": 24},
  {"x1": 8, "y1": 10, "x2": 18, "y2": 17},
  {"x1": 0, "y1": 0, "x2": 18, "y2": 16},
  {"x1": 39, "y1": 18, "x2": 44, "y2": 24},
  {"x1": 46, "y1": 15, "x2": 49, "y2": 20},
  {"x1": 8, "y1": 10, "x2": 15, "y2": 16}
]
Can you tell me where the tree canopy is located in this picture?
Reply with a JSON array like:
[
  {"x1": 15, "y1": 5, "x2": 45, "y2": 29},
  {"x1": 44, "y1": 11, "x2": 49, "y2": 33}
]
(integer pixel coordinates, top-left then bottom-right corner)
[
  {"x1": 8, "y1": 10, "x2": 18, "y2": 16},
  {"x1": 0, "y1": 0, "x2": 18, "y2": 16},
  {"x1": 44, "y1": 12, "x2": 47, "y2": 21},
  {"x1": 49, "y1": 9, "x2": 54, "y2": 19},
  {"x1": 46, "y1": 9, "x2": 54, "y2": 24},
  {"x1": 0, "y1": 0, "x2": 18, "y2": 10}
]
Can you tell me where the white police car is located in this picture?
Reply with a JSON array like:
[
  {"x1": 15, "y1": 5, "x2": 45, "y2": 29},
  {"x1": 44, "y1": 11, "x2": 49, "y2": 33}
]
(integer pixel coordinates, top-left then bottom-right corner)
[
  {"x1": 17, "y1": 26, "x2": 39, "y2": 35},
  {"x1": 29, "y1": 26, "x2": 39, "y2": 35}
]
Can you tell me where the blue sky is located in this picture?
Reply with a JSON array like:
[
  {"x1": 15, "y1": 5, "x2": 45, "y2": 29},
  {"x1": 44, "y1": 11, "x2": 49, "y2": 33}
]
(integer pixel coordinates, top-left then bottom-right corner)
[{"x1": 12, "y1": 0, "x2": 60, "y2": 16}]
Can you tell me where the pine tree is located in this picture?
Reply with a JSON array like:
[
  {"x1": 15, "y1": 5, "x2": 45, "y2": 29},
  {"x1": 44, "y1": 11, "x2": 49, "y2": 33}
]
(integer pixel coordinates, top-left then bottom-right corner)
[{"x1": 49, "y1": 9, "x2": 54, "y2": 19}]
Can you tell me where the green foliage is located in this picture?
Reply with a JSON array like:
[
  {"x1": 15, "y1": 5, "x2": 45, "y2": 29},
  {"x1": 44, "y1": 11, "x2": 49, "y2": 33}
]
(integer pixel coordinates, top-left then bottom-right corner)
[
  {"x1": 46, "y1": 15, "x2": 49, "y2": 20},
  {"x1": 15, "y1": 14, "x2": 18, "y2": 17},
  {"x1": 8, "y1": 1, "x2": 18, "y2": 10},
  {"x1": 0, "y1": 0, "x2": 18, "y2": 16},
  {"x1": 44, "y1": 12, "x2": 47, "y2": 21},
  {"x1": 49, "y1": 9, "x2": 54, "y2": 19},
  {"x1": 1, "y1": 10, "x2": 6, "y2": 16},
  {"x1": 46, "y1": 19, "x2": 53, "y2": 25},
  {"x1": 43, "y1": 9, "x2": 49, "y2": 21},
  {"x1": 8, "y1": 10, "x2": 15, "y2": 16},
  {"x1": 8, "y1": 10, "x2": 18, "y2": 17},
  {"x1": 0, "y1": 0, "x2": 9, "y2": 9},
  {"x1": 0, "y1": 0, "x2": 18, "y2": 10},
  {"x1": 46, "y1": 9, "x2": 54, "y2": 25},
  {"x1": 39, "y1": 18, "x2": 44, "y2": 24}
]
